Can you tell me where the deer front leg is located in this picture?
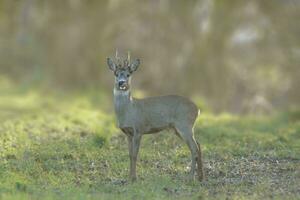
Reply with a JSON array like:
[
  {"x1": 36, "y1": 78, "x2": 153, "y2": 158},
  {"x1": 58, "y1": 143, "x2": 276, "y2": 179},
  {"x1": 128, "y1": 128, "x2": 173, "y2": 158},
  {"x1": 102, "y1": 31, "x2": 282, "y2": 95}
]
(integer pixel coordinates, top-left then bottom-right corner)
[
  {"x1": 130, "y1": 132, "x2": 141, "y2": 182},
  {"x1": 126, "y1": 134, "x2": 133, "y2": 179}
]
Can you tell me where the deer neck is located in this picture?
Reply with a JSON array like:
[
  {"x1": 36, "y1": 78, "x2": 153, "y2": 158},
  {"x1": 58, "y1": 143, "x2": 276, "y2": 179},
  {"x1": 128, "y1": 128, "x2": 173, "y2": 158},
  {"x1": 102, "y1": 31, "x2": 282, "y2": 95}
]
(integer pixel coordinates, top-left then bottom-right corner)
[{"x1": 113, "y1": 88, "x2": 133, "y2": 127}]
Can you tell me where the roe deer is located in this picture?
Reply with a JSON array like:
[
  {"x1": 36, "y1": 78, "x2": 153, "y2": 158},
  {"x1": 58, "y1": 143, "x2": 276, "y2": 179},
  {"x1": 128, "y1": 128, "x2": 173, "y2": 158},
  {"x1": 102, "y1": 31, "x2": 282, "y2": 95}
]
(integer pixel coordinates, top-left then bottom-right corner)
[{"x1": 107, "y1": 52, "x2": 204, "y2": 182}]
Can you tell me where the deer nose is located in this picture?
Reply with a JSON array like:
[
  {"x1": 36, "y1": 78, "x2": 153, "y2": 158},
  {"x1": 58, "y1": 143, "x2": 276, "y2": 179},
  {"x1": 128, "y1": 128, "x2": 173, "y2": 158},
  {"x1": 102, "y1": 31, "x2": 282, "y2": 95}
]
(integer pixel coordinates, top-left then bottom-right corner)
[{"x1": 118, "y1": 80, "x2": 125, "y2": 86}]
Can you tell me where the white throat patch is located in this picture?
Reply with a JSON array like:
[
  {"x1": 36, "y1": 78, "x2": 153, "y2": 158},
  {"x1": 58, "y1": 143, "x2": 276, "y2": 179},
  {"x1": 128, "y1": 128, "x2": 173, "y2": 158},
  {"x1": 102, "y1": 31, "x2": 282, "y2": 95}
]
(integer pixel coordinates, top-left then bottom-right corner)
[{"x1": 113, "y1": 88, "x2": 130, "y2": 97}]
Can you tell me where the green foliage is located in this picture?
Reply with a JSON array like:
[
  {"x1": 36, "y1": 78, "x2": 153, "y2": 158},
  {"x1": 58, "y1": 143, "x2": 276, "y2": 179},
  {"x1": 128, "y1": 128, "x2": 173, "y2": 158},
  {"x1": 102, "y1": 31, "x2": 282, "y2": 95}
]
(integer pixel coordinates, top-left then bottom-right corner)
[
  {"x1": 1, "y1": 1, "x2": 300, "y2": 112},
  {"x1": 0, "y1": 89, "x2": 299, "y2": 199}
]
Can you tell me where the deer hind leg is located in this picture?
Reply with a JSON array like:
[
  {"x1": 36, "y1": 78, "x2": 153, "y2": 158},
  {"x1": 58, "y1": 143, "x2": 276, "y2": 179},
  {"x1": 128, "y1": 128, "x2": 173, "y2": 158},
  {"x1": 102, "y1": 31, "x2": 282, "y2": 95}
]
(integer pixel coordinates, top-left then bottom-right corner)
[
  {"x1": 175, "y1": 125, "x2": 204, "y2": 181},
  {"x1": 195, "y1": 140, "x2": 204, "y2": 181}
]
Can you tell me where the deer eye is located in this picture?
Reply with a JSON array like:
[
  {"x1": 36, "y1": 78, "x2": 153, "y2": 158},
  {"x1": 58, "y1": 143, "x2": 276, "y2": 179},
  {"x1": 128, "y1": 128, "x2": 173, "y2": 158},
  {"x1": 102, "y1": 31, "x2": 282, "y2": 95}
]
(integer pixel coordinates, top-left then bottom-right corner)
[{"x1": 126, "y1": 74, "x2": 130, "y2": 77}]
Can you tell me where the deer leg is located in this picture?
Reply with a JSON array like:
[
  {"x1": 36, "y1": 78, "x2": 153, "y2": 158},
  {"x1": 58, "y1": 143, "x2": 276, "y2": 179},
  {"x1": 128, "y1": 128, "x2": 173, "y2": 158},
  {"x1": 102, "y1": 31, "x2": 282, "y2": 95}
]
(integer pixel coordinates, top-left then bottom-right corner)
[
  {"x1": 130, "y1": 132, "x2": 141, "y2": 182},
  {"x1": 126, "y1": 134, "x2": 133, "y2": 179},
  {"x1": 188, "y1": 136, "x2": 204, "y2": 181},
  {"x1": 195, "y1": 140, "x2": 204, "y2": 181},
  {"x1": 176, "y1": 126, "x2": 203, "y2": 181},
  {"x1": 187, "y1": 135, "x2": 204, "y2": 181}
]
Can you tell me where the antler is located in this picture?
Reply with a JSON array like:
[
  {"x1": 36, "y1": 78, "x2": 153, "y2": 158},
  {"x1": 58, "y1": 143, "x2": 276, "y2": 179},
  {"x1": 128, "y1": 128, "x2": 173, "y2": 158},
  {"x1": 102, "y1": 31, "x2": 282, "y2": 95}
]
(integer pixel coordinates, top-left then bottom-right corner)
[
  {"x1": 124, "y1": 59, "x2": 129, "y2": 67},
  {"x1": 122, "y1": 51, "x2": 131, "y2": 67},
  {"x1": 127, "y1": 51, "x2": 131, "y2": 65},
  {"x1": 115, "y1": 48, "x2": 122, "y2": 67},
  {"x1": 114, "y1": 49, "x2": 132, "y2": 68}
]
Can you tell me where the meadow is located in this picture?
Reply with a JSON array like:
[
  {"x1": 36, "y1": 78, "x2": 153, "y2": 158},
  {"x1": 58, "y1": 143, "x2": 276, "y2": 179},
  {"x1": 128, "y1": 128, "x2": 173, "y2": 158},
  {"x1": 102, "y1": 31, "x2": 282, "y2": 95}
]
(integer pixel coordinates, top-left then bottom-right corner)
[
  {"x1": 1, "y1": 1, "x2": 299, "y2": 199},
  {"x1": 0, "y1": 78, "x2": 299, "y2": 200}
]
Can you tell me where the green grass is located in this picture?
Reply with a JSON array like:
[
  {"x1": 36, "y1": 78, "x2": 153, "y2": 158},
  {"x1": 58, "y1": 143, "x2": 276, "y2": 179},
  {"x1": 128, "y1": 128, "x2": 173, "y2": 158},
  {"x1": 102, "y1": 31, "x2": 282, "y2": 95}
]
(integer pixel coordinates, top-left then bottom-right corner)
[{"x1": 0, "y1": 81, "x2": 299, "y2": 199}]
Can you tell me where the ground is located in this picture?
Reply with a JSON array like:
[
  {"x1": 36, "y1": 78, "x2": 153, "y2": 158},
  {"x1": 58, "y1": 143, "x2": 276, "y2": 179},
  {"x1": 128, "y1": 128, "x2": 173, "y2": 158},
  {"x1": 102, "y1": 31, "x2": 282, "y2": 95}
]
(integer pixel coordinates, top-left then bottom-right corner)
[{"x1": 0, "y1": 83, "x2": 299, "y2": 199}]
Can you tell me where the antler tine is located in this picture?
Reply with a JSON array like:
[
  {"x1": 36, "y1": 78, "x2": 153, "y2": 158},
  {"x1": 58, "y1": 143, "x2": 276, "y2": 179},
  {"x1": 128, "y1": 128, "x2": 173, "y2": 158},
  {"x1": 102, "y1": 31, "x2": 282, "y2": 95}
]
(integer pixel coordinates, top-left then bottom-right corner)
[
  {"x1": 115, "y1": 48, "x2": 121, "y2": 67},
  {"x1": 124, "y1": 58, "x2": 128, "y2": 67},
  {"x1": 115, "y1": 49, "x2": 119, "y2": 59},
  {"x1": 127, "y1": 51, "x2": 131, "y2": 65}
]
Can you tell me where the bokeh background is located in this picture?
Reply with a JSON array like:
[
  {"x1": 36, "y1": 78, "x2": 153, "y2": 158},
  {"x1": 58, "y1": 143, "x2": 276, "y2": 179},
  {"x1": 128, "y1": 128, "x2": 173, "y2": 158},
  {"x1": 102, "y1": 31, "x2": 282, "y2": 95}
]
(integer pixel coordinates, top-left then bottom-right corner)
[{"x1": 1, "y1": 0, "x2": 299, "y2": 113}]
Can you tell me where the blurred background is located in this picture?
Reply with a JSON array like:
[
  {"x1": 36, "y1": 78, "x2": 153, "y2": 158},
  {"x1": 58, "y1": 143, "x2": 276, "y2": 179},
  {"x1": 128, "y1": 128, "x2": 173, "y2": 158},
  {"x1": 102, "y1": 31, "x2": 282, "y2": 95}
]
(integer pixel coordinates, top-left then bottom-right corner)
[{"x1": 0, "y1": 0, "x2": 299, "y2": 114}]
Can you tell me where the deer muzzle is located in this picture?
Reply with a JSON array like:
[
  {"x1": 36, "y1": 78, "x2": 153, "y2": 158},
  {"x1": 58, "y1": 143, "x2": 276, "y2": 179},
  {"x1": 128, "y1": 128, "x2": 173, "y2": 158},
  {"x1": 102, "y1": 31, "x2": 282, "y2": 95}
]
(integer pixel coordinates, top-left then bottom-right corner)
[{"x1": 118, "y1": 80, "x2": 128, "y2": 90}]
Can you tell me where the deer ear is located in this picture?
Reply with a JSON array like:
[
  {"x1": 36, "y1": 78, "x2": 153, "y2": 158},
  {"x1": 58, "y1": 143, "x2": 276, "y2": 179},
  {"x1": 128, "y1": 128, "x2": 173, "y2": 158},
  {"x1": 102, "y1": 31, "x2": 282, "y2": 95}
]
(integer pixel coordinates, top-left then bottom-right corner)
[
  {"x1": 107, "y1": 57, "x2": 116, "y2": 71},
  {"x1": 129, "y1": 59, "x2": 140, "y2": 73}
]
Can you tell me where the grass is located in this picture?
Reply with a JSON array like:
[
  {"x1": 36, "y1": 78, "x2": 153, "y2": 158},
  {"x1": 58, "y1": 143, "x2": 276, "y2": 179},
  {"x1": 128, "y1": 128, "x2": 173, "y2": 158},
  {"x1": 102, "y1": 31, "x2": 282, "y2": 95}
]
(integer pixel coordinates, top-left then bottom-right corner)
[{"x1": 0, "y1": 80, "x2": 299, "y2": 199}]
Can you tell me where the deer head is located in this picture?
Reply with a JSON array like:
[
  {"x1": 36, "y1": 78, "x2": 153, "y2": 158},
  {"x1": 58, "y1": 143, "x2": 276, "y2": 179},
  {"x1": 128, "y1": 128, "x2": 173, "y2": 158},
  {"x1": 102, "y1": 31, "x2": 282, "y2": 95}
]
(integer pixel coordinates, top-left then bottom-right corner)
[{"x1": 107, "y1": 51, "x2": 140, "y2": 91}]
